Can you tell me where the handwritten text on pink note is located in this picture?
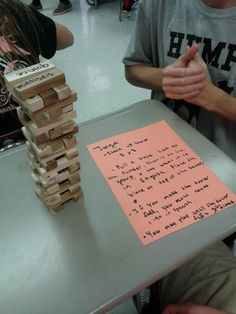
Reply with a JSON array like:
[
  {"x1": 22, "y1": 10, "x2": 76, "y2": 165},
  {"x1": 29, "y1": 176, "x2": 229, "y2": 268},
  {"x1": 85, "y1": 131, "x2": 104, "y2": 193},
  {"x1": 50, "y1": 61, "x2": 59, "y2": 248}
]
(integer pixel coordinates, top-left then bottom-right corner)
[{"x1": 87, "y1": 121, "x2": 236, "y2": 245}]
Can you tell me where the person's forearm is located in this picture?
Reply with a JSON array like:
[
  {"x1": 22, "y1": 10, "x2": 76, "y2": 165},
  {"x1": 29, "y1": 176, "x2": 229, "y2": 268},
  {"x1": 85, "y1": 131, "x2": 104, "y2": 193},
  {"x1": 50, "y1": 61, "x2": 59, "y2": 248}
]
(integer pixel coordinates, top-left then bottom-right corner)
[
  {"x1": 125, "y1": 64, "x2": 164, "y2": 91},
  {"x1": 198, "y1": 85, "x2": 236, "y2": 122},
  {"x1": 125, "y1": 63, "x2": 236, "y2": 123}
]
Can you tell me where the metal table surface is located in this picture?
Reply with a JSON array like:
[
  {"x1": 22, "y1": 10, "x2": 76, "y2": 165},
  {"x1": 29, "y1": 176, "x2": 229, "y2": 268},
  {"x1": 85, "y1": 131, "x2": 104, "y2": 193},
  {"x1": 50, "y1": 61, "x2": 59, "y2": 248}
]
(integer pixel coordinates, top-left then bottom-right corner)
[{"x1": 0, "y1": 99, "x2": 235, "y2": 314}]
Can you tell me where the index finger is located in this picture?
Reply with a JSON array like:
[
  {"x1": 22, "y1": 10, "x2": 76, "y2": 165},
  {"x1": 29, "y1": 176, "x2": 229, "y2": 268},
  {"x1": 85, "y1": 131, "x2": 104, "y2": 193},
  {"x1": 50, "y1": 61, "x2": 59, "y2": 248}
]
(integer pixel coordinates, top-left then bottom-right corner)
[
  {"x1": 163, "y1": 66, "x2": 203, "y2": 77},
  {"x1": 179, "y1": 44, "x2": 200, "y2": 65}
]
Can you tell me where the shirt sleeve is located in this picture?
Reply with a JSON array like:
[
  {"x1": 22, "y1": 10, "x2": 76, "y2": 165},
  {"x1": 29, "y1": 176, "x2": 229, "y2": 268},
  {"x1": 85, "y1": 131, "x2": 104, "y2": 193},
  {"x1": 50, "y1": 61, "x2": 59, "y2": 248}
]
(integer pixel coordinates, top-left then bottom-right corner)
[
  {"x1": 32, "y1": 10, "x2": 57, "y2": 59},
  {"x1": 20, "y1": 8, "x2": 57, "y2": 59},
  {"x1": 122, "y1": 2, "x2": 153, "y2": 66}
]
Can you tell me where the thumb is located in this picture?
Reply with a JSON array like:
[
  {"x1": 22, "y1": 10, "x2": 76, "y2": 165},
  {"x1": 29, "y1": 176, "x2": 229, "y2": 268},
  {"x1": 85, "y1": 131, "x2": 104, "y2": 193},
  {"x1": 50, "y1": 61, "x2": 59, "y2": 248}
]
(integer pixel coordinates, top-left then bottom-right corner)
[
  {"x1": 178, "y1": 44, "x2": 199, "y2": 66},
  {"x1": 193, "y1": 52, "x2": 210, "y2": 80},
  {"x1": 194, "y1": 52, "x2": 206, "y2": 66}
]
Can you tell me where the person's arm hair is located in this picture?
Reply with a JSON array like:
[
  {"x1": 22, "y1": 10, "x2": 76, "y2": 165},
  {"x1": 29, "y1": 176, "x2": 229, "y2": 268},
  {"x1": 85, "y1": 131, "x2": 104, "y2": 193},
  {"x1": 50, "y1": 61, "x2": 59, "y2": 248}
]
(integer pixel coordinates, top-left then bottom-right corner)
[
  {"x1": 193, "y1": 83, "x2": 236, "y2": 122},
  {"x1": 185, "y1": 53, "x2": 236, "y2": 122},
  {"x1": 55, "y1": 22, "x2": 74, "y2": 50},
  {"x1": 126, "y1": 46, "x2": 236, "y2": 122},
  {"x1": 162, "y1": 302, "x2": 228, "y2": 314},
  {"x1": 125, "y1": 64, "x2": 164, "y2": 91},
  {"x1": 124, "y1": 45, "x2": 204, "y2": 98}
]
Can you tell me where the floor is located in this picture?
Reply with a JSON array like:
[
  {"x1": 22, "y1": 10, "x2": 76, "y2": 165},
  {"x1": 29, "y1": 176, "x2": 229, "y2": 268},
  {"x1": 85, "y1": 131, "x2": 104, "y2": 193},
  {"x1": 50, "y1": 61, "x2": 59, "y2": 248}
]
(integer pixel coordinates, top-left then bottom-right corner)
[
  {"x1": 26, "y1": 0, "x2": 149, "y2": 126},
  {"x1": 23, "y1": 0, "x2": 147, "y2": 312}
]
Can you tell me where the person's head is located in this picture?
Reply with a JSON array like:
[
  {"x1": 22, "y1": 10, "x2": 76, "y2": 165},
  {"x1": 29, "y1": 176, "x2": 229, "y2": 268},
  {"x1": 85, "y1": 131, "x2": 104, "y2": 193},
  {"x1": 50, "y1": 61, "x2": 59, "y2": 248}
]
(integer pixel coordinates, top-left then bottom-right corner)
[
  {"x1": 202, "y1": 0, "x2": 236, "y2": 8},
  {"x1": 0, "y1": 0, "x2": 40, "y2": 66}
]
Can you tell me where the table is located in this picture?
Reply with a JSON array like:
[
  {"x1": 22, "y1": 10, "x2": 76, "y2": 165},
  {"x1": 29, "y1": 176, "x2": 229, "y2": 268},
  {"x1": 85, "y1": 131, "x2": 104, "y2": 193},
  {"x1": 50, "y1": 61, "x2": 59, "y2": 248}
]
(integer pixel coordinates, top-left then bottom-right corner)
[{"x1": 0, "y1": 99, "x2": 235, "y2": 314}]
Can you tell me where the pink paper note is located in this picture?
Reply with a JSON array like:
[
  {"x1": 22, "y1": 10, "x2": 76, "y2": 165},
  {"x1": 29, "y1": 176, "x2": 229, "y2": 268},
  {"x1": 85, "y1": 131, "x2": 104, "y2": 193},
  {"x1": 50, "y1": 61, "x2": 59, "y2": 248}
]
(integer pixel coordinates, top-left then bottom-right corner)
[{"x1": 87, "y1": 121, "x2": 236, "y2": 245}]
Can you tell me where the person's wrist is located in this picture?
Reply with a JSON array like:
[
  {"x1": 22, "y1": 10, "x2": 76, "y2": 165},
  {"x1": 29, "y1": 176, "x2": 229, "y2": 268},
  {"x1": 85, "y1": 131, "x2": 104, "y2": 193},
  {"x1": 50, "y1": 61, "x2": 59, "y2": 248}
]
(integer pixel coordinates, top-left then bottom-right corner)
[
  {"x1": 206, "y1": 85, "x2": 225, "y2": 113},
  {"x1": 159, "y1": 68, "x2": 164, "y2": 90}
]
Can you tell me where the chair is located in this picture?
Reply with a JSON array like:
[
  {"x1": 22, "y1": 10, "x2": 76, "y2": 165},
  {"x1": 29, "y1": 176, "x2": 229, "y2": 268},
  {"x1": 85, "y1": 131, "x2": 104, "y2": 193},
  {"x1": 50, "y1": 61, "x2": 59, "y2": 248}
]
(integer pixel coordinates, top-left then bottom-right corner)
[
  {"x1": 85, "y1": 0, "x2": 98, "y2": 8},
  {"x1": 133, "y1": 284, "x2": 161, "y2": 314},
  {"x1": 85, "y1": 0, "x2": 123, "y2": 21},
  {"x1": 0, "y1": 128, "x2": 25, "y2": 152}
]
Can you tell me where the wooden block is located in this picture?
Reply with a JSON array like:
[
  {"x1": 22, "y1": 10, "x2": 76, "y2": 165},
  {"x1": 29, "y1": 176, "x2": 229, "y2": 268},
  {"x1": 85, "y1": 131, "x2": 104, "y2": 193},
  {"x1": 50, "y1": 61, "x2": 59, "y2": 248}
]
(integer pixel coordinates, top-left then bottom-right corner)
[
  {"x1": 60, "y1": 190, "x2": 72, "y2": 203},
  {"x1": 39, "y1": 89, "x2": 58, "y2": 107},
  {"x1": 27, "y1": 141, "x2": 78, "y2": 172},
  {"x1": 20, "y1": 108, "x2": 76, "y2": 136},
  {"x1": 66, "y1": 148, "x2": 78, "y2": 160},
  {"x1": 45, "y1": 184, "x2": 61, "y2": 195},
  {"x1": 61, "y1": 119, "x2": 75, "y2": 134},
  {"x1": 26, "y1": 142, "x2": 36, "y2": 162},
  {"x1": 31, "y1": 155, "x2": 80, "y2": 178},
  {"x1": 50, "y1": 139, "x2": 67, "y2": 155},
  {"x1": 32, "y1": 112, "x2": 55, "y2": 129},
  {"x1": 48, "y1": 125, "x2": 63, "y2": 139},
  {"x1": 30, "y1": 110, "x2": 76, "y2": 136},
  {"x1": 12, "y1": 68, "x2": 65, "y2": 100},
  {"x1": 41, "y1": 191, "x2": 61, "y2": 206},
  {"x1": 62, "y1": 134, "x2": 77, "y2": 149},
  {"x1": 32, "y1": 169, "x2": 60, "y2": 187},
  {"x1": 23, "y1": 126, "x2": 78, "y2": 158},
  {"x1": 32, "y1": 167, "x2": 80, "y2": 188},
  {"x1": 49, "y1": 120, "x2": 75, "y2": 140},
  {"x1": 49, "y1": 189, "x2": 82, "y2": 214},
  {"x1": 35, "y1": 184, "x2": 82, "y2": 214},
  {"x1": 16, "y1": 106, "x2": 31, "y2": 124},
  {"x1": 32, "y1": 103, "x2": 74, "y2": 128},
  {"x1": 62, "y1": 104, "x2": 74, "y2": 114},
  {"x1": 37, "y1": 142, "x2": 78, "y2": 167},
  {"x1": 69, "y1": 171, "x2": 81, "y2": 184},
  {"x1": 21, "y1": 107, "x2": 78, "y2": 159},
  {"x1": 27, "y1": 135, "x2": 66, "y2": 161},
  {"x1": 38, "y1": 178, "x2": 80, "y2": 197},
  {"x1": 28, "y1": 148, "x2": 60, "y2": 175},
  {"x1": 68, "y1": 162, "x2": 80, "y2": 173},
  {"x1": 22, "y1": 126, "x2": 49, "y2": 145},
  {"x1": 52, "y1": 136, "x2": 78, "y2": 156},
  {"x1": 56, "y1": 156, "x2": 68, "y2": 167},
  {"x1": 69, "y1": 182, "x2": 80, "y2": 194},
  {"x1": 26, "y1": 145, "x2": 37, "y2": 165},
  {"x1": 4, "y1": 61, "x2": 55, "y2": 91},
  {"x1": 14, "y1": 91, "x2": 76, "y2": 121},
  {"x1": 55, "y1": 185, "x2": 81, "y2": 205},
  {"x1": 46, "y1": 159, "x2": 58, "y2": 171},
  {"x1": 33, "y1": 91, "x2": 77, "y2": 117},
  {"x1": 33, "y1": 113, "x2": 51, "y2": 127},
  {"x1": 49, "y1": 180, "x2": 72, "y2": 195},
  {"x1": 22, "y1": 128, "x2": 51, "y2": 158},
  {"x1": 53, "y1": 84, "x2": 71, "y2": 101},
  {"x1": 32, "y1": 172, "x2": 40, "y2": 184},
  {"x1": 33, "y1": 122, "x2": 78, "y2": 145},
  {"x1": 13, "y1": 95, "x2": 44, "y2": 112}
]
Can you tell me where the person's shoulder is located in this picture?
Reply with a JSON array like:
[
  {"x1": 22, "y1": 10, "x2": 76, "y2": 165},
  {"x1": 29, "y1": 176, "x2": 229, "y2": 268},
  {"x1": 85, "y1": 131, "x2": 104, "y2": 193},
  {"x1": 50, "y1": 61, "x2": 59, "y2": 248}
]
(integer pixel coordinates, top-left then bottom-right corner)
[
  {"x1": 139, "y1": 0, "x2": 159, "y2": 14},
  {"x1": 141, "y1": 0, "x2": 177, "y2": 11}
]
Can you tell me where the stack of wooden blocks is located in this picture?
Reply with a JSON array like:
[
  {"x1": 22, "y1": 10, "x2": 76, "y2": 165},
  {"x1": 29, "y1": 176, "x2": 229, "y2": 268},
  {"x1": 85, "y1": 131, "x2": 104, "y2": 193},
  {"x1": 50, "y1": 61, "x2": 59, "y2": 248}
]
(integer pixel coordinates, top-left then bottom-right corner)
[{"x1": 4, "y1": 61, "x2": 81, "y2": 213}]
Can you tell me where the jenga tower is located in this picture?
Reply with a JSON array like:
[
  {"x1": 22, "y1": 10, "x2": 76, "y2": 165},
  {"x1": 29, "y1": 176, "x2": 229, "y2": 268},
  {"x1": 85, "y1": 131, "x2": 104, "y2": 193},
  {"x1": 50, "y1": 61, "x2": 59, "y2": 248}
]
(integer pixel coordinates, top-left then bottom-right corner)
[{"x1": 4, "y1": 61, "x2": 81, "y2": 213}]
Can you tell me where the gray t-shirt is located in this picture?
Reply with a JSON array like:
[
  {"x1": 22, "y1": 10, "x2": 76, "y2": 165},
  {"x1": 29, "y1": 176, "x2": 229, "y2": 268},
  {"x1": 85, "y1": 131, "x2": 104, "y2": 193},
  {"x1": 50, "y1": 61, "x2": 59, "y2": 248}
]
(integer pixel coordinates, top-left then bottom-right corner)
[{"x1": 123, "y1": 0, "x2": 236, "y2": 161}]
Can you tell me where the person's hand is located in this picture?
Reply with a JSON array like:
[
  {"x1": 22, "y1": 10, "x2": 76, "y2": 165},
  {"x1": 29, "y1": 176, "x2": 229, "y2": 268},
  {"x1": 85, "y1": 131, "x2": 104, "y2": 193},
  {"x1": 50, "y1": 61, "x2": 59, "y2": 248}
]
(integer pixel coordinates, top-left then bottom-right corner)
[
  {"x1": 162, "y1": 302, "x2": 227, "y2": 314},
  {"x1": 162, "y1": 44, "x2": 205, "y2": 100},
  {"x1": 185, "y1": 53, "x2": 217, "y2": 111}
]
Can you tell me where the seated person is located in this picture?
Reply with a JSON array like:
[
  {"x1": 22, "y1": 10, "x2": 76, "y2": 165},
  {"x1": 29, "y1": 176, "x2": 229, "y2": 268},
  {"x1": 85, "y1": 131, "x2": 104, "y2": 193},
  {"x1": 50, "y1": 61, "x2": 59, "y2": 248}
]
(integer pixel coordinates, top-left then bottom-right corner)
[
  {"x1": 123, "y1": 1, "x2": 236, "y2": 312},
  {"x1": 0, "y1": 0, "x2": 74, "y2": 148},
  {"x1": 142, "y1": 242, "x2": 236, "y2": 314}
]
